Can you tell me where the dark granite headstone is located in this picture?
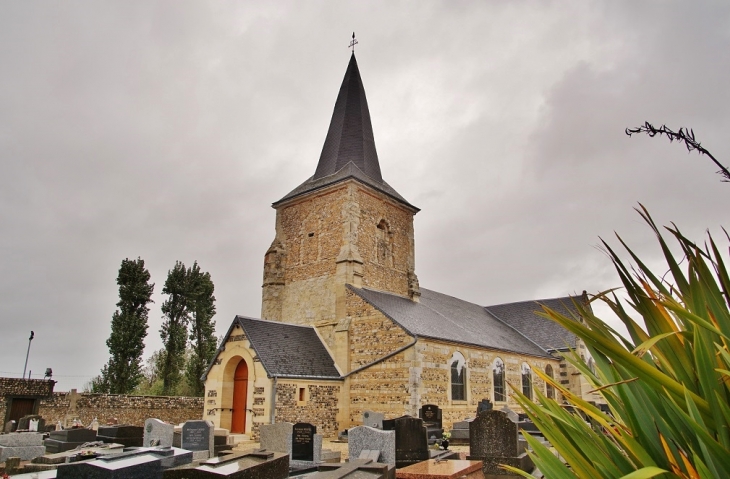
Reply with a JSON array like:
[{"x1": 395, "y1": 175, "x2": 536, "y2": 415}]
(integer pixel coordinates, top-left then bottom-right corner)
[
  {"x1": 96, "y1": 425, "x2": 144, "y2": 447},
  {"x1": 182, "y1": 420, "x2": 214, "y2": 454},
  {"x1": 45, "y1": 428, "x2": 98, "y2": 453},
  {"x1": 418, "y1": 405, "x2": 443, "y2": 445},
  {"x1": 449, "y1": 418, "x2": 473, "y2": 445},
  {"x1": 476, "y1": 399, "x2": 493, "y2": 414},
  {"x1": 292, "y1": 423, "x2": 316, "y2": 462},
  {"x1": 382, "y1": 416, "x2": 429, "y2": 469},
  {"x1": 163, "y1": 449, "x2": 289, "y2": 479},
  {"x1": 18, "y1": 415, "x2": 46, "y2": 432},
  {"x1": 467, "y1": 410, "x2": 533, "y2": 477}
]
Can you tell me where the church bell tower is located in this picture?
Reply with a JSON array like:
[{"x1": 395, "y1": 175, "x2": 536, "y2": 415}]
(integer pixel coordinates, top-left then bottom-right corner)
[{"x1": 261, "y1": 53, "x2": 420, "y2": 327}]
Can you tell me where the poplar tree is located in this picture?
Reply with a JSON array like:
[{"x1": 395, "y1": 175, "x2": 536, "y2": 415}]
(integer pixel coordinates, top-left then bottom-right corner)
[
  {"x1": 160, "y1": 261, "x2": 190, "y2": 395},
  {"x1": 99, "y1": 258, "x2": 154, "y2": 393},
  {"x1": 185, "y1": 261, "x2": 217, "y2": 396}
]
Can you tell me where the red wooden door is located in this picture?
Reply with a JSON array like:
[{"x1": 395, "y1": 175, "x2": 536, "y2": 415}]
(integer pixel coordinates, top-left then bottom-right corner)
[{"x1": 231, "y1": 360, "x2": 248, "y2": 433}]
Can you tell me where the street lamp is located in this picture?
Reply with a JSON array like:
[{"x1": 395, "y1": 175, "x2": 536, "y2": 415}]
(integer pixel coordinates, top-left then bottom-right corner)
[{"x1": 22, "y1": 331, "x2": 34, "y2": 379}]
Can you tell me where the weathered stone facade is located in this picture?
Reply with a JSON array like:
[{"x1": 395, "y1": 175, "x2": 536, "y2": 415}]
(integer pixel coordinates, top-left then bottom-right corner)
[
  {"x1": 274, "y1": 381, "x2": 341, "y2": 438},
  {"x1": 262, "y1": 181, "x2": 418, "y2": 328}
]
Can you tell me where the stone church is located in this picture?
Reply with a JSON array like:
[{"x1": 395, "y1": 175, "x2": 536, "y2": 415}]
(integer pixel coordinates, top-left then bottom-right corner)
[{"x1": 202, "y1": 53, "x2": 598, "y2": 439}]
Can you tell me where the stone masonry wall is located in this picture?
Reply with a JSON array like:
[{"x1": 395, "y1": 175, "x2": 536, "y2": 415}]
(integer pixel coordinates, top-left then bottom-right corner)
[
  {"x1": 347, "y1": 290, "x2": 413, "y2": 369},
  {"x1": 347, "y1": 290, "x2": 415, "y2": 423},
  {"x1": 266, "y1": 186, "x2": 347, "y2": 324},
  {"x1": 38, "y1": 391, "x2": 204, "y2": 427},
  {"x1": 416, "y1": 340, "x2": 560, "y2": 431},
  {"x1": 354, "y1": 188, "x2": 415, "y2": 296},
  {"x1": 274, "y1": 382, "x2": 341, "y2": 437},
  {"x1": 0, "y1": 378, "x2": 56, "y2": 424}
]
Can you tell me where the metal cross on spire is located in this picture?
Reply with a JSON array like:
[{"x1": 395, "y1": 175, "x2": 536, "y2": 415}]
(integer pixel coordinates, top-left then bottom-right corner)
[{"x1": 349, "y1": 32, "x2": 358, "y2": 53}]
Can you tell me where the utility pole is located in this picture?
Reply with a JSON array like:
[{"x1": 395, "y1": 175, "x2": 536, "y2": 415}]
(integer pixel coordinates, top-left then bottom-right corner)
[{"x1": 23, "y1": 331, "x2": 34, "y2": 379}]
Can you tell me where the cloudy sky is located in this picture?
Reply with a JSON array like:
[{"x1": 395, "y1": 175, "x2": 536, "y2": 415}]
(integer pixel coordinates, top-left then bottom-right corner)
[{"x1": 1, "y1": 2, "x2": 728, "y2": 391}]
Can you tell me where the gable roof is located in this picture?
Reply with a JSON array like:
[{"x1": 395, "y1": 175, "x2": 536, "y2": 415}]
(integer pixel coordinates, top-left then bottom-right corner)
[
  {"x1": 349, "y1": 286, "x2": 552, "y2": 359},
  {"x1": 273, "y1": 54, "x2": 417, "y2": 211},
  {"x1": 485, "y1": 295, "x2": 587, "y2": 351},
  {"x1": 237, "y1": 316, "x2": 341, "y2": 379}
]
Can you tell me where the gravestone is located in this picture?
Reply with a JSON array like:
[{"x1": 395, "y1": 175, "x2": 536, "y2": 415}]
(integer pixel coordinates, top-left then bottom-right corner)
[
  {"x1": 182, "y1": 420, "x2": 214, "y2": 461},
  {"x1": 55, "y1": 446, "x2": 191, "y2": 478},
  {"x1": 44, "y1": 427, "x2": 97, "y2": 454},
  {"x1": 499, "y1": 406, "x2": 518, "y2": 423},
  {"x1": 467, "y1": 410, "x2": 533, "y2": 477},
  {"x1": 145, "y1": 418, "x2": 174, "y2": 448},
  {"x1": 0, "y1": 432, "x2": 46, "y2": 462},
  {"x1": 292, "y1": 423, "x2": 316, "y2": 461},
  {"x1": 163, "y1": 449, "x2": 289, "y2": 479},
  {"x1": 97, "y1": 424, "x2": 144, "y2": 447},
  {"x1": 314, "y1": 458, "x2": 390, "y2": 479},
  {"x1": 5, "y1": 420, "x2": 17, "y2": 433},
  {"x1": 259, "y1": 422, "x2": 293, "y2": 454},
  {"x1": 449, "y1": 418, "x2": 473, "y2": 445},
  {"x1": 348, "y1": 426, "x2": 396, "y2": 467},
  {"x1": 18, "y1": 415, "x2": 45, "y2": 432},
  {"x1": 382, "y1": 416, "x2": 429, "y2": 469},
  {"x1": 363, "y1": 411, "x2": 384, "y2": 429},
  {"x1": 476, "y1": 399, "x2": 493, "y2": 414},
  {"x1": 32, "y1": 443, "x2": 126, "y2": 465},
  {"x1": 418, "y1": 405, "x2": 443, "y2": 445}
]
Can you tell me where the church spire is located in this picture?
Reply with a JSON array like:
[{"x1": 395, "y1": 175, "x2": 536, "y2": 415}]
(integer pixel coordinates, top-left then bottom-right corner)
[
  {"x1": 313, "y1": 53, "x2": 382, "y2": 182},
  {"x1": 273, "y1": 51, "x2": 416, "y2": 211}
]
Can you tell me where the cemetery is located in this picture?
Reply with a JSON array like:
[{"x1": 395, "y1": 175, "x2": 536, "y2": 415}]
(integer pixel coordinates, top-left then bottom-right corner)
[
  {"x1": 0, "y1": 41, "x2": 607, "y2": 479},
  {"x1": 0, "y1": 401, "x2": 554, "y2": 478}
]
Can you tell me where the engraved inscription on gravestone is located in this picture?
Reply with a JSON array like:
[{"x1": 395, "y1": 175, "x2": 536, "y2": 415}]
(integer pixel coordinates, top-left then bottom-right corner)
[
  {"x1": 292, "y1": 422, "x2": 316, "y2": 462},
  {"x1": 182, "y1": 420, "x2": 211, "y2": 452}
]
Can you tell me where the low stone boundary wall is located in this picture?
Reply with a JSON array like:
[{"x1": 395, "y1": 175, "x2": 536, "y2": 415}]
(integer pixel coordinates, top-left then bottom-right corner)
[{"x1": 38, "y1": 390, "x2": 204, "y2": 427}]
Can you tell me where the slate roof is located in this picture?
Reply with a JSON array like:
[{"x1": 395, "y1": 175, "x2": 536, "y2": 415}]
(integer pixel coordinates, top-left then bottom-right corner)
[
  {"x1": 349, "y1": 286, "x2": 552, "y2": 358},
  {"x1": 274, "y1": 54, "x2": 417, "y2": 211},
  {"x1": 235, "y1": 316, "x2": 341, "y2": 379},
  {"x1": 485, "y1": 296, "x2": 587, "y2": 351}
]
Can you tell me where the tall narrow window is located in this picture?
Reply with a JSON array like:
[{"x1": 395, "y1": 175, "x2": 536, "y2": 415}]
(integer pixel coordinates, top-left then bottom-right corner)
[
  {"x1": 376, "y1": 220, "x2": 393, "y2": 266},
  {"x1": 545, "y1": 364, "x2": 555, "y2": 400},
  {"x1": 493, "y1": 358, "x2": 505, "y2": 402},
  {"x1": 522, "y1": 363, "x2": 532, "y2": 400},
  {"x1": 450, "y1": 352, "x2": 466, "y2": 401}
]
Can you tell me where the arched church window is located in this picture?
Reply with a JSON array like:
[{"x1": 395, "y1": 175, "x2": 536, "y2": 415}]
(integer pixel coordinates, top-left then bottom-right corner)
[
  {"x1": 493, "y1": 358, "x2": 506, "y2": 402},
  {"x1": 522, "y1": 363, "x2": 532, "y2": 400},
  {"x1": 376, "y1": 219, "x2": 393, "y2": 266},
  {"x1": 450, "y1": 352, "x2": 466, "y2": 401},
  {"x1": 545, "y1": 364, "x2": 555, "y2": 400}
]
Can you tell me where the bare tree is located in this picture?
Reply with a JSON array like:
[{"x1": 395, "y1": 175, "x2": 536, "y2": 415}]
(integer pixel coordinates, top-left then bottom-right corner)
[{"x1": 626, "y1": 122, "x2": 730, "y2": 182}]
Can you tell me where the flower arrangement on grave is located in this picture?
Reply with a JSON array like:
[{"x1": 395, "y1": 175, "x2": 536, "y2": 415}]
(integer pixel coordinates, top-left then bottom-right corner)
[{"x1": 440, "y1": 432, "x2": 450, "y2": 450}]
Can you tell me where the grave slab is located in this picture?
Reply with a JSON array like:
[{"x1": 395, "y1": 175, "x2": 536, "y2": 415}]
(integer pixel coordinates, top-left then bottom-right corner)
[
  {"x1": 0, "y1": 432, "x2": 44, "y2": 446},
  {"x1": 395, "y1": 460, "x2": 484, "y2": 479},
  {"x1": 0, "y1": 445, "x2": 47, "y2": 462},
  {"x1": 313, "y1": 458, "x2": 391, "y2": 479},
  {"x1": 163, "y1": 448, "x2": 289, "y2": 478}
]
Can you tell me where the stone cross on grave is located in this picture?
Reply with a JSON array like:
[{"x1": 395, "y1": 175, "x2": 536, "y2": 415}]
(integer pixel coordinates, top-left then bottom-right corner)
[{"x1": 349, "y1": 32, "x2": 358, "y2": 53}]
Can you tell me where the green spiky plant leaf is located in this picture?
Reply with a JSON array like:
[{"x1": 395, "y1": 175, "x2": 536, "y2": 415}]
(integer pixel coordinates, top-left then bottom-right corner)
[{"x1": 504, "y1": 206, "x2": 730, "y2": 478}]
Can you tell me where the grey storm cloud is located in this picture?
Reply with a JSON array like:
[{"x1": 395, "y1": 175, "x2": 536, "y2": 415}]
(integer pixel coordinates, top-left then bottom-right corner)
[{"x1": 0, "y1": 1, "x2": 728, "y2": 390}]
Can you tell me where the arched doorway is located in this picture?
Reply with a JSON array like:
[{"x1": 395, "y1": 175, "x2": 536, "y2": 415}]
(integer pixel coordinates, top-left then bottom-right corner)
[{"x1": 231, "y1": 360, "x2": 248, "y2": 433}]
